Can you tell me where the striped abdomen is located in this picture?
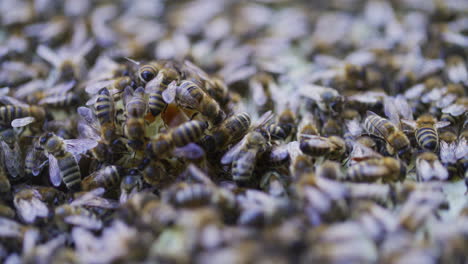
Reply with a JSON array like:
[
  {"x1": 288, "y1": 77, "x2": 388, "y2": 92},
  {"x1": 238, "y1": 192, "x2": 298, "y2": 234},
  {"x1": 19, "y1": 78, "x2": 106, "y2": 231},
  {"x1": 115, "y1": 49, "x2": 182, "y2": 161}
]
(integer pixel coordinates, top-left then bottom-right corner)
[
  {"x1": 95, "y1": 88, "x2": 114, "y2": 125},
  {"x1": 82, "y1": 165, "x2": 120, "y2": 191},
  {"x1": 232, "y1": 149, "x2": 256, "y2": 182},
  {"x1": 148, "y1": 90, "x2": 167, "y2": 116},
  {"x1": 58, "y1": 153, "x2": 81, "y2": 191},
  {"x1": 172, "y1": 120, "x2": 208, "y2": 147},
  {"x1": 364, "y1": 114, "x2": 394, "y2": 139},
  {"x1": 0, "y1": 106, "x2": 30, "y2": 124},
  {"x1": 415, "y1": 126, "x2": 438, "y2": 151}
]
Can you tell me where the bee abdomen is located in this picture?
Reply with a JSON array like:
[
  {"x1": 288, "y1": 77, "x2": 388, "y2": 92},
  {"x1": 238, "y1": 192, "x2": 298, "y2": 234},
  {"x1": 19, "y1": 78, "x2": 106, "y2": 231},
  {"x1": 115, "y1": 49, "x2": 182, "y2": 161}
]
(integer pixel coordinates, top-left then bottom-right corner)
[
  {"x1": 58, "y1": 155, "x2": 81, "y2": 191},
  {"x1": 416, "y1": 127, "x2": 438, "y2": 151},
  {"x1": 148, "y1": 92, "x2": 167, "y2": 116},
  {"x1": 172, "y1": 120, "x2": 207, "y2": 147}
]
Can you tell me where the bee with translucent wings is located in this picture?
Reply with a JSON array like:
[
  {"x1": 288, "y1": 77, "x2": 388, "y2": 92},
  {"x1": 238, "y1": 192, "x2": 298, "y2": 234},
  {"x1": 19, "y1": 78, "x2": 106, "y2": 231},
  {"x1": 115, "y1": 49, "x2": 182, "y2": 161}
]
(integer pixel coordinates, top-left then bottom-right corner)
[
  {"x1": 221, "y1": 111, "x2": 277, "y2": 183},
  {"x1": 36, "y1": 132, "x2": 97, "y2": 191},
  {"x1": 0, "y1": 95, "x2": 47, "y2": 128},
  {"x1": 0, "y1": 128, "x2": 24, "y2": 180}
]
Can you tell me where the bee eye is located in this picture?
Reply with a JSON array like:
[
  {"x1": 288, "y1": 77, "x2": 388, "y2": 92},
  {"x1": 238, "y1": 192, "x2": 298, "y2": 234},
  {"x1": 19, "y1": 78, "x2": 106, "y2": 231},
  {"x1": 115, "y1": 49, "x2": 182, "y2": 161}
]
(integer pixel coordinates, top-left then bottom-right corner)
[{"x1": 141, "y1": 71, "x2": 155, "y2": 82}]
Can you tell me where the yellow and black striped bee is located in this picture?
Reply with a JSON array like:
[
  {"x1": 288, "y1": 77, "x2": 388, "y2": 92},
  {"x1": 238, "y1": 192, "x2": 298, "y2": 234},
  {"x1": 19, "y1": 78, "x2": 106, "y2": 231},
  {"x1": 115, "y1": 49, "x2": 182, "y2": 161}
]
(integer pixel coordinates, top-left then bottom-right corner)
[
  {"x1": 82, "y1": 165, "x2": 121, "y2": 191},
  {"x1": 221, "y1": 130, "x2": 270, "y2": 183},
  {"x1": 403, "y1": 114, "x2": 449, "y2": 152},
  {"x1": 0, "y1": 95, "x2": 47, "y2": 127},
  {"x1": 363, "y1": 111, "x2": 410, "y2": 156},
  {"x1": 38, "y1": 132, "x2": 97, "y2": 191},
  {"x1": 94, "y1": 88, "x2": 116, "y2": 143},
  {"x1": 146, "y1": 120, "x2": 208, "y2": 159},
  {"x1": 345, "y1": 157, "x2": 406, "y2": 183},
  {"x1": 201, "y1": 112, "x2": 251, "y2": 153},
  {"x1": 137, "y1": 61, "x2": 177, "y2": 84},
  {"x1": 300, "y1": 135, "x2": 346, "y2": 161},
  {"x1": 123, "y1": 86, "x2": 147, "y2": 150},
  {"x1": 163, "y1": 80, "x2": 226, "y2": 125}
]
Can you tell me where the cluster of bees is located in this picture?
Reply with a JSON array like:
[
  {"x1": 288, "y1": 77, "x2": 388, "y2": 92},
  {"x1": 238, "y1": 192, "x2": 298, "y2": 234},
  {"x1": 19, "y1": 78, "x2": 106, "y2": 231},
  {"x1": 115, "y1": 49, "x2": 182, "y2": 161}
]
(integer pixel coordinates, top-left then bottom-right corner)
[{"x1": 0, "y1": 0, "x2": 467, "y2": 263}]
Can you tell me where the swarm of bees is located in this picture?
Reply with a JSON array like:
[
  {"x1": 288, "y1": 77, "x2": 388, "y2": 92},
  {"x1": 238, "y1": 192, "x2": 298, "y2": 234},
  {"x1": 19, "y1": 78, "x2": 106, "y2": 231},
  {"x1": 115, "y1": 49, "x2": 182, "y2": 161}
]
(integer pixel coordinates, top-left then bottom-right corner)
[{"x1": 0, "y1": 0, "x2": 467, "y2": 263}]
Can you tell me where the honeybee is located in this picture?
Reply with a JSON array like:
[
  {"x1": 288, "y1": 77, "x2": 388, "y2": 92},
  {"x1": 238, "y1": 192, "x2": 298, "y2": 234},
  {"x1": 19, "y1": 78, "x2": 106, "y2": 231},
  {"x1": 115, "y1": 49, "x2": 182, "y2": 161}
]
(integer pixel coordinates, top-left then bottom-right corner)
[
  {"x1": 81, "y1": 165, "x2": 121, "y2": 191},
  {"x1": 201, "y1": 112, "x2": 251, "y2": 153},
  {"x1": 416, "y1": 152, "x2": 448, "y2": 181},
  {"x1": 440, "y1": 139, "x2": 467, "y2": 179},
  {"x1": 137, "y1": 61, "x2": 180, "y2": 84},
  {"x1": 119, "y1": 170, "x2": 143, "y2": 204},
  {"x1": 36, "y1": 40, "x2": 94, "y2": 84},
  {"x1": 145, "y1": 75, "x2": 168, "y2": 118},
  {"x1": 316, "y1": 160, "x2": 342, "y2": 180},
  {"x1": 138, "y1": 158, "x2": 172, "y2": 187},
  {"x1": 402, "y1": 114, "x2": 449, "y2": 152},
  {"x1": 345, "y1": 157, "x2": 406, "y2": 183},
  {"x1": 54, "y1": 188, "x2": 108, "y2": 230},
  {"x1": 237, "y1": 190, "x2": 291, "y2": 226},
  {"x1": 93, "y1": 88, "x2": 116, "y2": 142},
  {"x1": 347, "y1": 183, "x2": 392, "y2": 205},
  {"x1": 0, "y1": 96, "x2": 46, "y2": 128},
  {"x1": 445, "y1": 55, "x2": 467, "y2": 85},
  {"x1": 299, "y1": 135, "x2": 346, "y2": 161},
  {"x1": 321, "y1": 119, "x2": 342, "y2": 137},
  {"x1": 163, "y1": 80, "x2": 226, "y2": 125},
  {"x1": 299, "y1": 84, "x2": 343, "y2": 115},
  {"x1": 38, "y1": 132, "x2": 97, "y2": 191},
  {"x1": 297, "y1": 114, "x2": 320, "y2": 142},
  {"x1": 164, "y1": 182, "x2": 214, "y2": 208},
  {"x1": 13, "y1": 186, "x2": 64, "y2": 224},
  {"x1": 363, "y1": 111, "x2": 410, "y2": 157},
  {"x1": 249, "y1": 73, "x2": 276, "y2": 115},
  {"x1": 146, "y1": 120, "x2": 208, "y2": 159},
  {"x1": 221, "y1": 131, "x2": 270, "y2": 183},
  {"x1": 123, "y1": 86, "x2": 147, "y2": 150},
  {"x1": 0, "y1": 128, "x2": 24, "y2": 179}
]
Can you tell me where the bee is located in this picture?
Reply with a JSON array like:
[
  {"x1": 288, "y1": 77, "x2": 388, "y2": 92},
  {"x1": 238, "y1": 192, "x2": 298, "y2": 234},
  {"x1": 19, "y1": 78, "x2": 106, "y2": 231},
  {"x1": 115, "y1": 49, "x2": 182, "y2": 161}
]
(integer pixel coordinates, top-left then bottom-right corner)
[
  {"x1": 25, "y1": 139, "x2": 48, "y2": 176},
  {"x1": 259, "y1": 171, "x2": 288, "y2": 197},
  {"x1": 299, "y1": 135, "x2": 346, "y2": 161},
  {"x1": 164, "y1": 182, "x2": 214, "y2": 208},
  {"x1": 347, "y1": 183, "x2": 392, "y2": 205},
  {"x1": 85, "y1": 76, "x2": 135, "y2": 106},
  {"x1": 345, "y1": 157, "x2": 406, "y2": 183},
  {"x1": 316, "y1": 160, "x2": 342, "y2": 180},
  {"x1": 37, "y1": 92, "x2": 80, "y2": 109},
  {"x1": 249, "y1": 73, "x2": 276, "y2": 115},
  {"x1": 92, "y1": 88, "x2": 116, "y2": 143},
  {"x1": 120, "y1": 170, "x2": 143, "y2": 204},
  {"x1": 146, "y1": 120, "x2": 208, "y2": 159},
  {"x1": 38, "y1": 132, "x2": 97, "y2": 191},
  {"x1": 13, "y1": 186, "x2": 64, "y2": 223},
  {"x1": 299, "y1": 84, "x2": 343, "y2": 115},
  {"x1": 363, "y1": 111, "x2": 410, "y2": 156},
  {"x1": 297, "y1": 114, "x2": 320, "y2": 142},
  {"x1": 145, "y1": 75, "x2": 168, "y2": 118},
  {"x1": 81, "y1": 165, "x2": 121, "y2": 191},
  {"x1": 0, "y1": 128, "x2": 24, "y2": 179},
  {"x1": 221, "y1": 131, "x2": 270, "y2": 183},
  {"x1": 201, "y1": 112, "x2": 251, "y2": 153},
  {"x1": 398, "y1": 188, "x2": 447, "y2": 232},
  {"x1": 0, "y1": 96, "x2": 46, "y2": 128},
  {"x1": 402, "y1": 114, "x2": 449, "y2": 152},
  {"x1": 237, "y1": 190, "x2": 291, "y2": 226},
  {"x1": 123, "y1": 86, "x2": 147, "y2": 150},
  {"x1": 415, "y1": 152, "x2": 448, "y2": 181},
  {"x1": 137, "y1": 61, "x2": 179, "y2": 84},
  {"x1": 163, "y1": 80, "x2": 226, "y2": 125},
  {"x1": 440, "y1": 139, "x2": 467, "y2": 180}
]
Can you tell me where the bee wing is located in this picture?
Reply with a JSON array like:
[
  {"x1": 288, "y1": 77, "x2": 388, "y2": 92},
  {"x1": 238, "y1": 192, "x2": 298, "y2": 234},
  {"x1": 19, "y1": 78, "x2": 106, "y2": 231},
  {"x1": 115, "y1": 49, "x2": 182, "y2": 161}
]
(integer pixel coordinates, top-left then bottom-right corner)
[
  {"x1": 11, "y1": 117, "x2": 36, "y2": 128},
  {"x1": 38, "y1": 95, "x2": 68, "y2": 106},
  {"x1": 0, "y1": 87, "x2": 9, "y2": 96},
  {"x1": 400, "y1": 119, "x2": 417, "y2": 130},
  {"x1": 184, "y1": 60, "x2": 210, "y2": 81},
  {"x1": 37, "y1": 45, "x2": 61, "y2": 67},
  {"x1": 455, "y1": 137, "x2": 467, "y2": 160},
  {"x1": 76, "y1": 196, "x2": 119, "y2": 209},
  {"x1": 346, "y1": 119, "x2": 363, "y2": 137},
  {"x1": 350, "y1": 142, "x2": 382, "y2": 162},
  {"x1": 64, "y1": 215, "x2": 102, "y2": 230},
  {"x1": 395, "y1": 95, "x2": 413, "y2": 121},
  {"x1": 221, "y1": 136, "x2": 247, "y2": 165},
  {"x1": 416, "y1": 159, "x2": 432, "y2": 181},
  {"x1": 46, "y1": 80, "x2": 76, "y2": 96},
  {"x1": 122, "y1": 86, "x2": 134, "y2": 108},
  {"x1": 64, "y1": 139, "x2": 98, "y2": 156},
  {"x1": 72, "y1": 39, "x2": 94, "y2": 63},
  {"x1": 268, "y1": 144, "x2": 290, "y2": 162},
  {"x1": 85, "y1": 80, "x2": 113, "y2": 95},
  {"x1": 251, "y1": 80, "x2": 268, "y2": 106},
  {"x1": 383, "y1": 97, "x2": 401, "y2": 126},
  {"x1": 48, "y1": 154, "x2": 62, "y2": 187},
  {"x1": 16, "y1": 198, "x2": 48, "y2": 224},
  {"x1": 440, "y1": 141, "x2": 457, "y2": 163},
  {"x1": 442, "y1": 104, "x2": 466, "y2": 116},
  {"x1": 72, "y1": 188, "x2": 105, "y2": 207},
  {"x1": 253, "y1": 110, "x2": 275, "y2": 129},
  {"x1": 404, "y1": 84, "x2": 425, "y2": 100},
  {"x1": 1, "y1": 141, "x2": 23, "y2": 178},
  {"x1": 162, "y1": 81, "x2": 178, "y2": 104},
  {"x1": 435, "y1": 121, "x2": 451, "y2": 129},
  {"x1": 0, "y1": 95, "x2": 30, "y2": 107},
  {"x1": 432, "y1": 160, "x2": 448, "y2": 181},
  {"x1": 173, "y1": 143, "x2": 205, "y2": 160},
  {"x1": 145, "y1": 74, "x2": 163, "y2": 93},
  {"x1": 77, "y1": 107, "x2": 98, "y2": 126}
]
